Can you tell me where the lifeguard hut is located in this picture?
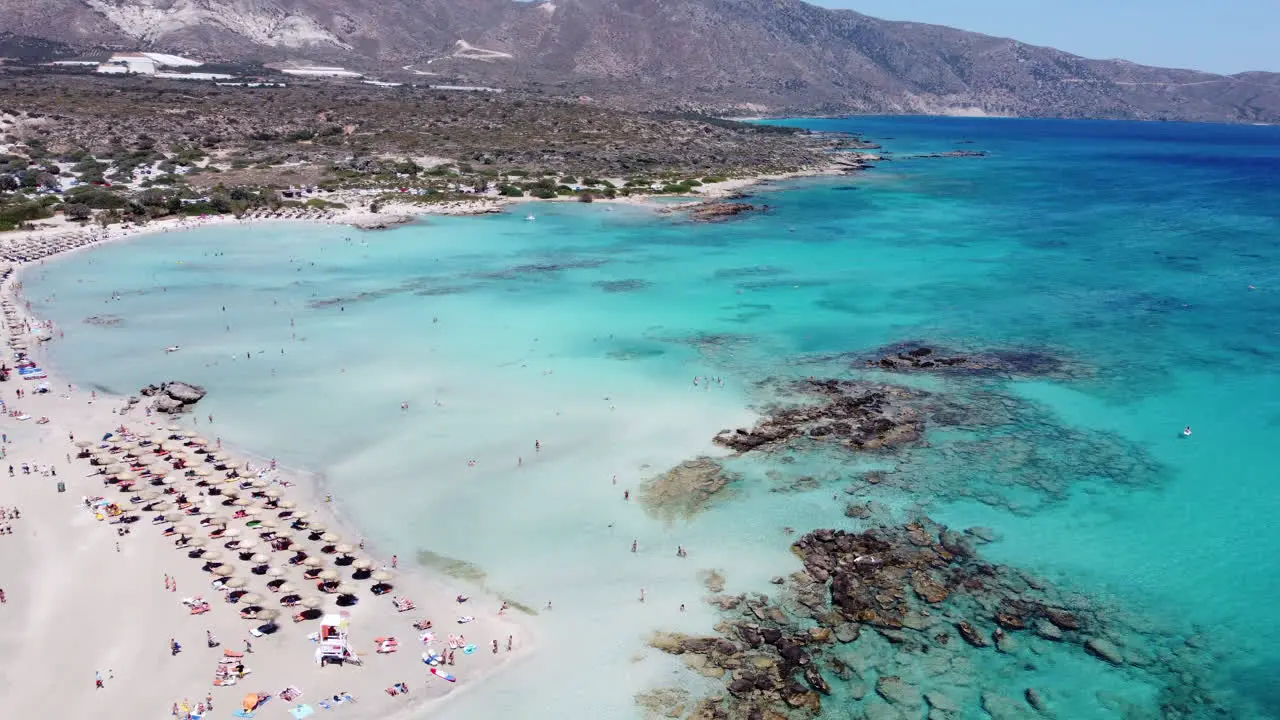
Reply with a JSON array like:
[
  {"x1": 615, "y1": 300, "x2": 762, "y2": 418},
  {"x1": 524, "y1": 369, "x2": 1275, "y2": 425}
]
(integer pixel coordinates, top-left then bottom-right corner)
[{"x1": 316, "y1": 613, "x2": 358, "y2": 666}]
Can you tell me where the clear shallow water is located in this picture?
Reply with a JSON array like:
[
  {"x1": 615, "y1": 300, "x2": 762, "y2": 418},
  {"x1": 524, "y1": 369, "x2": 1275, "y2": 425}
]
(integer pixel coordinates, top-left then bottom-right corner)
[{"x1": 24, "y1": 117, "x2": 1280, "y2": 718}]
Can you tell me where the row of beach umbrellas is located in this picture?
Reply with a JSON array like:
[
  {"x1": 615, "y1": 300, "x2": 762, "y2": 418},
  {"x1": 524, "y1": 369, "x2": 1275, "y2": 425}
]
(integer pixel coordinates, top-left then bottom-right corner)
[{"x1": 87, "y1": 426, "x2": 398, "y2": 625}]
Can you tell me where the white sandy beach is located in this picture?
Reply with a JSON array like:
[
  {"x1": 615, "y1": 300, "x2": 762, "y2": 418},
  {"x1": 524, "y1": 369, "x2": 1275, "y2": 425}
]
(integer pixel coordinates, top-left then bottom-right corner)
[{"x1": 0, "y1": 260, "x2": 532, "y2": 720}]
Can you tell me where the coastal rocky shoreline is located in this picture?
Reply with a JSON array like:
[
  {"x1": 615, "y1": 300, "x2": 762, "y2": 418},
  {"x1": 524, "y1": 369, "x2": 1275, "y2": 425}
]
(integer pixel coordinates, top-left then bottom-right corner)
[
  {"x1": 634, "y1": 342, "x2": 1220, "y2": 718},
  {"x1": 644, "y1": 520, "x2": 1225, "y2": 720}
]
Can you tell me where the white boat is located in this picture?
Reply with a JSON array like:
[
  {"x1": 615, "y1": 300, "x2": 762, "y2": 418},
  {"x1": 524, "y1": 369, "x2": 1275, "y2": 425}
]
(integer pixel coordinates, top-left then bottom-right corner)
[{"x1": 525, "y1": 214, "x2": 536, "y2": 222}]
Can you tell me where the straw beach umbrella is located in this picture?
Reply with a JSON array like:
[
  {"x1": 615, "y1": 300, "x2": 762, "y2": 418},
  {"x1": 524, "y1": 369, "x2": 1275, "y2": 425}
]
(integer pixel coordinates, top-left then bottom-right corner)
[
  {"x1": 320, "y1": 533, "x2": 339, "y2": 543},
  {"x1": 318, "y1": 569, "x2": 339, "y2": 581},
  {"x1": 267, "y1": 567, "x2": 285, "y2": 578},
  {"x1": 371, "y1": 570, "x2": 393, "y2": 582},
  {"x1": 351, "y1": 559, "x2": 372, "y2": 571},
  {"x1": 211, "y1": 564, "x2": 235, "y2": 577},
  {"x1": 240, "y1": 593, "x2": 263, "y2": 605},
  {"x1": 186, "y1": 537, "x2": 208, "y2": 548},
  {"x1": 225, "y1": 578, "x2": 247, "y2": 589},
  {"x1": 303, "y1": 557, "x2": 323, "y2": 568},
  {"x1": 301, "y1": 597, "x2": 322, "y2": 609}
]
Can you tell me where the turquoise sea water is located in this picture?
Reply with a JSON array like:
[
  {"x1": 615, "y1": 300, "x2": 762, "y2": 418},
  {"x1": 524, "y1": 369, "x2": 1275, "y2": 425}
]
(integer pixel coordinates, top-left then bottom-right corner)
[{"x1": 23, "y1": 117, "x2": 1280, "y2": 718}]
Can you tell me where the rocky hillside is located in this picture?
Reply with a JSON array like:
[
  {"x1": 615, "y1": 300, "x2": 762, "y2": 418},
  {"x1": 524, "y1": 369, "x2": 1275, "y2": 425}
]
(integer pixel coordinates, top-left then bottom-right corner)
[{"x1": 2, "y1": 0, "x2": 1278, "y2": 122}]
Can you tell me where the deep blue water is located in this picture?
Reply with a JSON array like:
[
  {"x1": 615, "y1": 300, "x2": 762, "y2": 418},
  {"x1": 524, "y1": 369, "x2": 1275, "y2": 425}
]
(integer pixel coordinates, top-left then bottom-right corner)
[{"x1": 23, "y1": 116, "x2": 1280, "y2": 719}]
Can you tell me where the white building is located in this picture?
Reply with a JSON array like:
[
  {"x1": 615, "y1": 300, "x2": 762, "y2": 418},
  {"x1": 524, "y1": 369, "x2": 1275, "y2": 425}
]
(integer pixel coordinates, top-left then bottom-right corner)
[
  {"x1": 95, "y1": 52, "x2": 205, "y2": 76},
  {"x1": 281, "y1": 66, "x2": 362, "y2": 78}
]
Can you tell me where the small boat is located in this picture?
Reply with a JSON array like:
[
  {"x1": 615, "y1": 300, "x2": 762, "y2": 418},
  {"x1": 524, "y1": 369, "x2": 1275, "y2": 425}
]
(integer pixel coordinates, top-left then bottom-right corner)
[
  {"x1": 165, "y1": 345, "x2": 181, "y2": 353},
  {"x1": 525, "y1": 214, "x2": 536, "y2": 222},
  {"x1": 429, "y1": 667, "x2": 456, "y2": 682}
]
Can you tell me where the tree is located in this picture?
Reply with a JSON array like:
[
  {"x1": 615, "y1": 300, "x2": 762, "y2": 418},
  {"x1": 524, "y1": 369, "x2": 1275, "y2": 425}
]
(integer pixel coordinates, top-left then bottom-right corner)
[{"x1": 64, "y1": 203, "x2": 92, "y2": 221}]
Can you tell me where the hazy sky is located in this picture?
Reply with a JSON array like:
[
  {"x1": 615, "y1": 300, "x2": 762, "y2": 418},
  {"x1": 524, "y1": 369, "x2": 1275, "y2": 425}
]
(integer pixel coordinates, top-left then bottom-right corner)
[{"x1": 815, "y1": 0, "x2": 1274, "y2": 74}]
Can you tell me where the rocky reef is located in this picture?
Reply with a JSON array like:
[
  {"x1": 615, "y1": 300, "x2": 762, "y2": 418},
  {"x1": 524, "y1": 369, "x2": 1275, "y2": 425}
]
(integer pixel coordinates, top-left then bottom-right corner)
[
  {"x1": 686, "y1": 202, "x2": 762, "y2": 223},
  {"x1": 646, "y1": 520, "x2": 1225, "y2": 719},
  {"x1": 82, "y1": 314, "x2": 122, "y2": 326},
  {"x1": 858, "y1": 341, "x2": 1077, "y2": 379},
  {"x1": 714, "y1": 379, "x2": 925, "y2": 454},
  {"x1": 901, "y1": 150, "x2": 989, "y2": 159},
  {"x1": 139, "y1": 381, "x2": 207, "y2": 414}
]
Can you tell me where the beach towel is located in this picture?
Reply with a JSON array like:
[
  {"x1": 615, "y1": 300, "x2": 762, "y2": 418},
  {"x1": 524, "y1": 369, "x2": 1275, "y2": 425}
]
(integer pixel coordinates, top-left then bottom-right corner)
[
  {"x1": 289, "y1": 704, "x2": 315, "y2": 719},
  {"x1": 232, "y1": 711, "x2": 254, "y2": 719}
]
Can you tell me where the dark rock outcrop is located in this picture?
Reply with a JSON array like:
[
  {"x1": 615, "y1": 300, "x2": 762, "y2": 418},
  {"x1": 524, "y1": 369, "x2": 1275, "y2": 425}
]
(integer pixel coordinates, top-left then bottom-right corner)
[
  {"x1": 140, "y1": 381, "x2": 207, "y2": 414},
  {"x1": 860, "y1": 342, "x2": 1074, "y2": 378},
  {"x1": 714, "y1": 379, "x2": 925, "y2": 454},
  {"x1": 687, "y1": 202, "x2": 761, "y2": 223}
]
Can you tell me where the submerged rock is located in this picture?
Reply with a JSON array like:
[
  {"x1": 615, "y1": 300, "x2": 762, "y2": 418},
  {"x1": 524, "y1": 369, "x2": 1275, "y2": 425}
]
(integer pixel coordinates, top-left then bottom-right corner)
[
  {"x1": 876, "y1": 676, "x2": 923, "y2": 708},
  {"x1": 639, "y1": 458, "x2": 742, "y2": 521},
  {"x1": 686, "y1": 202, "x2": 760, "y2": 222},
  {"x1": 981, "y1": 691, "x2": 1032, "y2": 720},
  {"x1": 1024, "y1": 688, "x2": 1049, "y2": 714},
  {"x1": 858, "y1": 341, "x2": 1077, "y2": 379},
  {"x1": 1084, "y1": 638, "x2": 1126, "y2": 666}
]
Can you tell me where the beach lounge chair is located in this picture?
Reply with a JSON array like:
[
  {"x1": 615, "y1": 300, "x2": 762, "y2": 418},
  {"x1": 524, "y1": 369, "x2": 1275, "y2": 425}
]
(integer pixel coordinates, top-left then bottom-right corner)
[
  {"x1": 374, "y1": 637, "x2": 399, "y2": 654},
  {"x1": 392, "y1": 598, "x2": 415, "y2": 613},
  {"x1": 413, "y1": 619, "x2": 433, "y2": 631}
]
